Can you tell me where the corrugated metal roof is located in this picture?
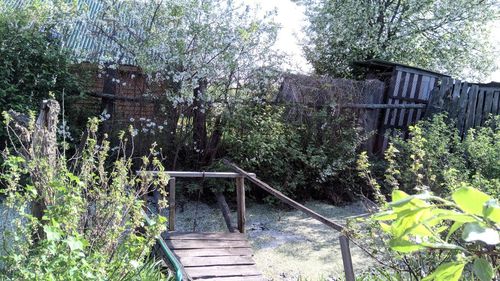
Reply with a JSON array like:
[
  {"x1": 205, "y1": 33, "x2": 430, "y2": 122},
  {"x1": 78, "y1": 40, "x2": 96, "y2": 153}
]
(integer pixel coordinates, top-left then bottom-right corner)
[{"x1": 3, "y1": 0, "x2": 137, "y2": 65}]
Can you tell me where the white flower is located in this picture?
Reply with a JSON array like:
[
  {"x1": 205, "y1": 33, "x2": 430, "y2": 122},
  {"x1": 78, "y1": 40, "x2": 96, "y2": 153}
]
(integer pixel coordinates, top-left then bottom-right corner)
[
  {"x1": 158, "y1": 125, "x2": 164, "y2": 130},
  {"x1": 129, "y1": 118, "x2": 135, "y2": 122},
  {"x1": 131, "y1": 129, "x2": 138, "y2": 137}
]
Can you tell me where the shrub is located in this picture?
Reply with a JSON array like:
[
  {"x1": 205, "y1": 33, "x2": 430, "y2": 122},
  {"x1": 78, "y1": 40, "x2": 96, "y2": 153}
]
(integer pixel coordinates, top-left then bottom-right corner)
[
  {"x1": 0, "y1": 107, "x2": 170, "y2": 280},
  {"x1": 221, "y1": 102, "x2": 365, "y2": 201},
  {"x1": 368, "y1": 187, "x2": 499, "y2": 281},
  {"x1": 0, "y1": 6, "x2": 85, "y2": 144},
  {"x1": 382, "y1": 114, "x2": 499, "y2": 197},
  {"x1": 353, "y1": 114, "x2": 500, "y2": 280}
]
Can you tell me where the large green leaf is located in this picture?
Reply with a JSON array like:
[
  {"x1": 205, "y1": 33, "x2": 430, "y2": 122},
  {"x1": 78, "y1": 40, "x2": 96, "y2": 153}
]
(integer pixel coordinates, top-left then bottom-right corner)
[
  {"x1": 462, "y1": 222, "x2": 499, "y2": 245},
  {"x1": 388, "y1": 238, "x2": 425, "y2": 253},
  {"x1": 392, "y1": 190, "x2": 409, "y2": 202},
  {"x1": 446, "y1": 221, "x2": 464, "y2": 241},
  {"x1": 452, "y1": 186, "x2": 491, "y2": 216},
  {"x1": 473, "y1": 257, "x2": 494, "y2": 281},
  {"x1": 43, "y1": 225, "x2": 61, "y2": 242},
  {"x1": 66, "y1": 236, "x2": 84, "y2": 251},
  {"x1": 422, "y1": 262, "x2": 465, "y2": 281},
  {"x1": 483, "y1": 199, "x2": 500, "y2": 223}
]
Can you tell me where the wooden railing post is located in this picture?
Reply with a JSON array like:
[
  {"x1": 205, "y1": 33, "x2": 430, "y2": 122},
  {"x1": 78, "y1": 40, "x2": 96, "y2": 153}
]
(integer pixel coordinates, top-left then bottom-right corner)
[
  {"x1": 339, "y1": 235, "x2": 355, "y2": 281},
  {"x1": 236, "y1": 176, "x2": 246, "y2": 233},
  {"x1": 169, "y1": 177, "x2": 176, "y2": 231}
]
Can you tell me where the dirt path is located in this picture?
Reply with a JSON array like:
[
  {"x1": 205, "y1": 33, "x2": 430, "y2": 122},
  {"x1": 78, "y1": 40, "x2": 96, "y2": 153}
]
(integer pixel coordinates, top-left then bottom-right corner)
[{"x1": 174, "y1": 200, "x2": 374, "y2": 280}]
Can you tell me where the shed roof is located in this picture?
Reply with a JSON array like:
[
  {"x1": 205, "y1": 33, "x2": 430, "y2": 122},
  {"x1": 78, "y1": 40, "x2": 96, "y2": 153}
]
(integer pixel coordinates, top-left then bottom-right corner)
[{"x1": 354, "y1": 59, "x2": 451, "y2": 78}]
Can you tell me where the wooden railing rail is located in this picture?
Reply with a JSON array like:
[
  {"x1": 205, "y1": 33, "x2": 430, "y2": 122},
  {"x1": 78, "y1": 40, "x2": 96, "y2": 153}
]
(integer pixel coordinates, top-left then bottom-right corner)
[
  {"x1": 139, "y1": 171, "x2": 255, "y2": 233},
  {"x1": 223, "y1": 160, "x2": 356, "y2": 281}
]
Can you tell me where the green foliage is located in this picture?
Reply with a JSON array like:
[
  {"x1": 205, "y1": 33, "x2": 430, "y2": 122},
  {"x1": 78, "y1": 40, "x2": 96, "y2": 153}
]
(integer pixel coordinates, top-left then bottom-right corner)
[
  {"x1": 0, "y1": 7, "x2": 83, "y2": 142},
  {"x1": 222, "y1": 102, "x2": 365, "y2": 201},
  {"x1": 354, "y1": 114, "x2": 500, "y2": 280},
  {"x1": 372, "y1": 187, "x2": 499, "y2": 281},
  {"x1": 0, "y1": 116, "x2": 170, "y2": 280},
  {"x1": 297, "y1": 0, "x2": 498, "y2": 80},
  {"x1": 386, "y1": 114, "x2": 500, "y2": 197}
]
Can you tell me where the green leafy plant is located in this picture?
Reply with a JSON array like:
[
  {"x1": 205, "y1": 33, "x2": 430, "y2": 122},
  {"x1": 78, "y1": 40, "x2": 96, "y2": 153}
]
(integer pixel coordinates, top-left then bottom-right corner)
[
  {"x1": 385, "y1": 114, "x2": 500, "y2": 197},
  {"x1": 372, "y1": 187, "x2": 499, "y2": 281},
  {"x1": 221, "y1": 102, "x2": 365, "y2": 201},
  {"x1": 354, "y1": 114, "x2": 500, "y2": 280},
  {"x1": 0, "y1": 6, "x2": 84, "y2": 143},
  {"x1": 0, "y1": 108, "x2": 170, "y2": 280}
]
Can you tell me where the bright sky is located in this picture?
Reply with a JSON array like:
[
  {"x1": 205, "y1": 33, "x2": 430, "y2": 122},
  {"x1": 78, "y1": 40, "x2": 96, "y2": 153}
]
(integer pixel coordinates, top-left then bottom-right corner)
[{"x1": 247, "y1": 0, "x2": 500, "y2": 82}]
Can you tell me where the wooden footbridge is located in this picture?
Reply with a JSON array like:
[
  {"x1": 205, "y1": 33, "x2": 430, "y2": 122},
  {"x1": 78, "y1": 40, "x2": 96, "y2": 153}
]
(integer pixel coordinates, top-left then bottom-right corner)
[{"x1": 143, "y1": 161, "x2": 357, "y2": 281}]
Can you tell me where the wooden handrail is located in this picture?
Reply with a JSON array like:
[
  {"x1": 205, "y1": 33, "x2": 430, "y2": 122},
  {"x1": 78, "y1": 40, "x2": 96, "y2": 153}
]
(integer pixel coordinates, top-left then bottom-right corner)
[
  {"x1": 224, "y1": 160, "x2": 344, "y2": 232},
  {"x1": 223, "y1": 160, "x2": 355, "y2": 281},
  {"x1": 139, "y1": 171, "x2": 256, "y2": 178},
  {"x1": 139, "y1": 170, "x2": 250, "y2": 233}
]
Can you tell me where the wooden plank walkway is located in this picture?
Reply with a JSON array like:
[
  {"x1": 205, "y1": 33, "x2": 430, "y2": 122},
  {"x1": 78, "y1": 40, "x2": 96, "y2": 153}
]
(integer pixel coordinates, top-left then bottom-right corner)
[{"x1": 164, "y1": 232, "x2": 263, "y2": 281}]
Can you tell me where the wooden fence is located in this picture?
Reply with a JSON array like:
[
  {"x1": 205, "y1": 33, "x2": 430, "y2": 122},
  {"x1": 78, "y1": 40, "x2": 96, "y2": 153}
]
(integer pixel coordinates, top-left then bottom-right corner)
[
  {"x1": 375, "y1": 65, "x2": 442, "y2": 152},
  {"x1": 428, "y1": 78, "x2": 500, "y2": 137}
]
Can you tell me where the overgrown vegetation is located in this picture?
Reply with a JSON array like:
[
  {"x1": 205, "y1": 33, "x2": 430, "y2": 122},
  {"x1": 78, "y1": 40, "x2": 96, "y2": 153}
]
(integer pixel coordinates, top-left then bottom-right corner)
[
  {"x1": 0, "y1": 7, "x2": 84, "y2": 144},
  {"x1": 221, "y1": 101, "x2": 366, "y2": 201},
  {"x1": 0, "y1": 107, "x2": 170, "y2": 280},
  {"x1": 354, "y1": 114, "x2": 500, "y2": 280}
]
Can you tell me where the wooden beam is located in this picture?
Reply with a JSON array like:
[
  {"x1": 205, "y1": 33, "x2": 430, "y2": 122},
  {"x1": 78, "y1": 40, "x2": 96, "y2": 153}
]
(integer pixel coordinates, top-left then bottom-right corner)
[
  {"x1": 224, "y1": 160, "x2": 344, "y2": 232},
  {"x1": 216, "y1": 192, "x2": 236, "y2": 233},
  {"x1": 236, "y1": 177, "x2": 246, "y2": 233},
  {"x1": 342, "y1": 103, "x2": 426, "y2": 109},
  {"x1": 340, "y1": 235, "x2": 355, "y2": 281},
  {"x1": 89, "y1": 92, "x2": 153, "y2": 102},
  {"x1": 169, "y1": 177, "x2": 176, "y2": 231},
  {"x1": 139, "y1": 171, "x2": 256, "y2": 178}
]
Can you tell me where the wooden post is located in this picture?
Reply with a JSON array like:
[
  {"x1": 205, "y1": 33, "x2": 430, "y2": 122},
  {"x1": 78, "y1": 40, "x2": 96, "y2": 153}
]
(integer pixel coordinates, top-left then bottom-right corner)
[
  {"x1": 339, "y1": 235, "x2": 355, "y2": 281},
  {"x1": 236, "y1": 176, "x2": 246, "y2": 233},
  {"x1": 169, "y1": 177, "x2": 176, "y2": 231}
]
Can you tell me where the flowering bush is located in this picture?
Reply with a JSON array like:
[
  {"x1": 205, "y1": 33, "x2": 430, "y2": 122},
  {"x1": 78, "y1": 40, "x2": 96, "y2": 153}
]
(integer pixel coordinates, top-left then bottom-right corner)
[{"x1": 0, "y1": 110, "x2": 170, "y2": 280}]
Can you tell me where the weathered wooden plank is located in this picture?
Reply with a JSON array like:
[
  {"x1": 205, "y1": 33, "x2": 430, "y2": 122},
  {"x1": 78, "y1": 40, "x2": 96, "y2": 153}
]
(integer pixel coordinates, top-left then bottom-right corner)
[
  {"x1": 140, "y1": 171, "x2": 256, "y2": 178},
  {"x1": 456, "y1": 82, "x2": 469, "y2": 136},
  {"x1": 464, "y1": 85, "x2": 479, "y2": 134},
  {"x1": 396, "y1": 72, "x2": 412, "y2": 127},
  {"x1": 449, "y1": 79, "x2": 462, "y2": 118},
  {"x1": 179, "y1": 256, "x2": 255, "y2": 267},
  {"x1": 236, "y1": 176, "x2": 246, "y2": 234},
  {"x1": 492, "y1": 91, "x2": 500, "y2": 115},
  {"x1": 186, "y1": 265, "x2": 262, "y2": 279},
  {"x1": 340, "y1": 235, "x2": 355, "y2": 281},
  {"x1": 166, "y1": 239, "x2": 250, "y2": 249},
  {"x1": 482, "y1": 89, "x2": 494, "y2": 124},
  {"x1": 166, "y1": 232, "x2": 246, "y2": 241},
  {"x1": 410, "y1": 75, "x2": 424, "y2": 125},
  {"x1": 474, "y1": 89, "x2": 485, "y2": 127},
  {"x1": 342, "y1": 103, "x2": 426, "y2": 109},
  {"x1": 173, "y1": 248, "x2": 253, "y2": 257},
  {"x1": 169, "y1": 177, "x2": 176, "y2": 231},
  {"x1": 195, "y1": 276, "x2": 264, "y2": 281}
]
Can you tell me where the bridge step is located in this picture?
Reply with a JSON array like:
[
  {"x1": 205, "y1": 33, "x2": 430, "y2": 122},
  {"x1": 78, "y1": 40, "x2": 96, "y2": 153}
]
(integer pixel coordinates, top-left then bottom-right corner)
[{"x1": 164, "y1": 232, "x2": 263, "y2": 281}]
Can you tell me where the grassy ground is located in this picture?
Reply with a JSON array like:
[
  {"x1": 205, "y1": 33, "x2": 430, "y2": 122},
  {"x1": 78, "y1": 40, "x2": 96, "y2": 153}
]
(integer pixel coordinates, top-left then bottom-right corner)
[{"x1": 174, "y1": 200, "x2": 374, "y2": 281}]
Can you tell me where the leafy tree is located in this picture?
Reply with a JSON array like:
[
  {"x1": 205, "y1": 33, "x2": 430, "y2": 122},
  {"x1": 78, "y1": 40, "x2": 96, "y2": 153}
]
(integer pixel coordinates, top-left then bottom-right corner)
[
  {"x1": 0, "y1": 5, "x2": 83, "y2": 143},
  {"x1": 79, "y1": 0, "x2": 281, "y2": 167},
  {"x1": 297, "y1": 0, "x2": 499, "y2": 80}
]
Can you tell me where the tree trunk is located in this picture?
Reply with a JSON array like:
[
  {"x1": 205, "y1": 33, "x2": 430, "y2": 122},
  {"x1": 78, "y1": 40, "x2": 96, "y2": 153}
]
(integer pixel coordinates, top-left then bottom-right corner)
[{"x1": 192, "y1": 79, "x2": 208, "y2": 160}]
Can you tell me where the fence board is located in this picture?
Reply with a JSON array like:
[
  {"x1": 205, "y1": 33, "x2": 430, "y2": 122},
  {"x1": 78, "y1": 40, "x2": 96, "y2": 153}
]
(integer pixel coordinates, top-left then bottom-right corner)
[
  {"x1": 456, "y1": 82, "x2": 470, "y2": 136},
  {"x1": 482, "y1": 90, "x2": 494, "y2": 124},
  {"x1": 474, "y1": 89, "x2": 485, "y2": 127},
  {"x1": 492, "y1": 91, "x2": 500, "y2": 115},
  {"x1": 464, "y1": 85, "x2": 479, "y2": 134}
]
